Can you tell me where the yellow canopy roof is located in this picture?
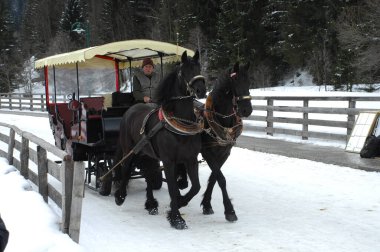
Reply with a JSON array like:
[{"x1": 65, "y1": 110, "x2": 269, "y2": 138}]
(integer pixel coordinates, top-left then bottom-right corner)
[{"x1": 35, "y1": 39, "x2": 195, "y2": 69}]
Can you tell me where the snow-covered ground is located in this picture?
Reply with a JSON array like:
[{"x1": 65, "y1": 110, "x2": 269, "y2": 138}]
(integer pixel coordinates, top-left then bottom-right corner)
[{"x1": 1, "y1": 83, "x2": 380, "y2": 252}]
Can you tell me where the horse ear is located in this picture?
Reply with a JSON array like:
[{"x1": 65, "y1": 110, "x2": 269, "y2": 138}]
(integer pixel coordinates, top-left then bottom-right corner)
[
  {"x1": 181, "y1": 51, "x2": 188, "y2": 63},
  {"x1": 233, "y1": 62, "x2": 240, "y2": 73},
  {"x1": 193, "y1": 50, "x2": 200, "y2": 62}
]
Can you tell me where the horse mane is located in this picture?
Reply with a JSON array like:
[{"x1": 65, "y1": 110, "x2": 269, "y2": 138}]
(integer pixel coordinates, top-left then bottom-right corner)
[{"x1": 154, "y1": 68, "x2": 178, "y2": 105}]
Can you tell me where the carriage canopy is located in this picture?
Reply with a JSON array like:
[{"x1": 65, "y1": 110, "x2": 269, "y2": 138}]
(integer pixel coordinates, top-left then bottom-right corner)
[{"x1": 34, "y1": 39, "x2": 195, "y2": 69}]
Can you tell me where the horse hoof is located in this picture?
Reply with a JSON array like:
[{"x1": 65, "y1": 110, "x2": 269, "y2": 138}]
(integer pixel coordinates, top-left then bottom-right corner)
[
  {"x1": 114, "y1": 190, "x2": 125, "y2": 206},
  {"x1": 203, "y1": 207, "x2": 214, "y2": 215},
  {"x1": 148, "y1": 207, "x2": 158, "y2": 215},
  {"x1": 167, "y1": 211, "x2": 188, "y2": 230},
  {"x1": 99, "y1": 182, "x2": 112, "y2": 196},
  {"x1": 225, "y1": 211, "x2": 238, "y2": 222}
]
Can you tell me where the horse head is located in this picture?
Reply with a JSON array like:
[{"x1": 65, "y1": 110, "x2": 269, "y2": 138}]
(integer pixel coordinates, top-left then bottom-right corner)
[
  {"x1": 229, "y1": 62, "x2": 253, "y2": 117},
  {"x1": 178, "y1": 50, "x2": 206, "y2": 99}
]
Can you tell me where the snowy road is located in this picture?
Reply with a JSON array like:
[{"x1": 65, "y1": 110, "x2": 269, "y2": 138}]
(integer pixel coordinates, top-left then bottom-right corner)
[{"x1": 1, "y1": 113, "x2": 380, "y2": 252}]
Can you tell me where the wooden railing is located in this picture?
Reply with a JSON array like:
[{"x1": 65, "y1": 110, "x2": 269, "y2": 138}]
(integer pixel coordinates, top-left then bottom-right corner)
[
  {"x1": 246, "y1": 96, "x2": 380, "y2": 142},
  {"x1": 2, "y1": 93, "x2": 380, "y2": 143},
  {"x1": 0, "y1": 122, "x2": 84, "y2": 243}
]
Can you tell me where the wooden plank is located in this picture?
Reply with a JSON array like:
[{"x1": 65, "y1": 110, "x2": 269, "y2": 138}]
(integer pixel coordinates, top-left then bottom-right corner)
[
  {"x1": 0, "y1": 132, "x2": 9, "y2": 142},
  {"x1": 0, "y1": 149, "x2": 7, "y2": 158},
  {"x1": 251, "y1": 96, "x2": 380, "y2": 102},
  {"x1": 69, "y1": 161, "x2": 85, "y2": 243},
  {"x1": 48, "y1": 184, "x2": 62, "y2": 208},
  {"x1": 23, "y1": 132, "x2": 67, "y2": 159},
  {"x1": 48, "y1": 160, "x2": 62, "y2": 181},
  {"x1": 267, "y1": 99, "x2": 273, "y2": 136},
  {"x1": 7, "y1": 128, "x2": 15, "y2": 165},
  {"x1": 302, "y1": 99, "x2": 309, "y2": 140},
  {"x1": 266, "y1": 117, "x2": 347, "y2": 128},
  {"x1": 20, "y1": 137, "x2": 29, "y2": 178},
  {"x1": 61, "y1": 155, "x2": 74, "y2": 234},
  {"x1": 37, "y1": 146, "x2": 48, "y2": 203}
]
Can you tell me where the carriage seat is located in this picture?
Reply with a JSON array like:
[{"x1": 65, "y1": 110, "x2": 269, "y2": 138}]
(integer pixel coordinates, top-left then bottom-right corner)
[
  {"x1": 111, "y1": 91, "x2": 135, "y2": 107},
  {"x1": 102, "y1": 107, "x2": 128, "y2": 147},
  {"x1": 48, "y1": 103, "x2": 73, "y2": 139},
  {"x1": 80, "y1": 97, "x2": 104, "y2": 119}
]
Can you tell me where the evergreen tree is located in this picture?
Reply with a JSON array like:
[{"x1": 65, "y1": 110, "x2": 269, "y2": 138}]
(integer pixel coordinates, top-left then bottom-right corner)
[{"x1": 0, "y1": 0, "x2": 19, "y2": 92}]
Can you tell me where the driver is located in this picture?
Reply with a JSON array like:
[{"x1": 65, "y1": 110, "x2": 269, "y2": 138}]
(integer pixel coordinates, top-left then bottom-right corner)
[{"x1": 132, "y1": 58, "x2": 160, "y2": 103}]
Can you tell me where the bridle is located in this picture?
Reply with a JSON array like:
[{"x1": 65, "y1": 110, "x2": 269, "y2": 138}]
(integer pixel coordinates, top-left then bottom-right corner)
[
  {"x1": 177, "y1": 67, "x2": 205, "y2": 98},
  {"x1": 229, "y1": 72, "x2": 252, "y2": 107}
]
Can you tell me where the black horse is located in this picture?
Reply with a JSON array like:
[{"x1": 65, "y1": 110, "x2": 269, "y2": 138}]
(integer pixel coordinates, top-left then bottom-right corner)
[
  {"x1": 114, "y1": 50, "x2": 206, "y2": 229},
  {"x1": 199, "y1": 62, "x2": 252, "y2": 221}
]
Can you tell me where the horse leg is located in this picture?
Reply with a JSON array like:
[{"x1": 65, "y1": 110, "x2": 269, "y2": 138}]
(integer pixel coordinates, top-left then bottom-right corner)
[
  {"x1": 201, "y1": 172, "x2": 217, "y2": 215},
  {"x1": 114, "y1": 157, "x2": 133, "y2": 206},
  {"x1": 163, "y1": 161, "x2": 187, "y2": 229},
  {"x1": 214, "y1": 169, "x2": 237, "y2": 222},
  {"x1": 176, "y1": 163, "x2": 188, "y2": 190},
  {"x1": 178, "y1": 159, "x2": 200, "y2": 208},
  {"x1": 142, "y1": 157, "x2": 159, "y2": 215}
]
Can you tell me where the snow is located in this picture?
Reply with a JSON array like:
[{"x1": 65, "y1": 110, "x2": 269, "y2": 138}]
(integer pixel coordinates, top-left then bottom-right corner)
[{"x1": 1, "y1": 84, "x2": 380, "y2": 252}]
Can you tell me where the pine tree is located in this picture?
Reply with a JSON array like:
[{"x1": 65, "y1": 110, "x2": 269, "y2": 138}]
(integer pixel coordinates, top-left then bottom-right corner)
[{"x1": 0, "y1": 0, "x2": 19, "y2": 92}]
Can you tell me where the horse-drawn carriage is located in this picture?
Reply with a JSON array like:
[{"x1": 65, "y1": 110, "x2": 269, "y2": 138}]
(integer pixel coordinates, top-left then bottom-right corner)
[
  {"x1": 36, "y1": 39, "x2": 253, "y2": 229},
  {"x1": 34, "y1": 39, "x2": 196, "y2": 191}
]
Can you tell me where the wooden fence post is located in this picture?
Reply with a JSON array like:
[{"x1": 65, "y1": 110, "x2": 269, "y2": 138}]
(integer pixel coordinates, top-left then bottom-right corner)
[
  {"x1": 37, "y1": 146, "x2": 48, "y2": 202},
  {"x1": 267, "y1": 98, "x2": 274, "y2": 136},
  {"x1": 8, "y1": 93, "x2": 12, "y2": 110},
  {"x1": 20, "y1": 136, "x2": 29, "y2": 178},
  {"x1": 347, "y1": 99, "x2": 356, "y2": 142},
  {"x1": 18, "y1": 94, "x2": 22, "y2": 110},
  {"x1": 61, "y1": 155, "x2": 74, "y2": 235},
  {"x1": 302, "y1": 99, "x2": 309, "y2": 140},
  {"x1": 41, "y1": 94, "x2": 45, "y2": 111},
  {"x1": 69, "y1": 161, "x2": 85, "y2": 243},
  {"x1": 7, "y1": 128, "x2": 15, "y2": 165}
]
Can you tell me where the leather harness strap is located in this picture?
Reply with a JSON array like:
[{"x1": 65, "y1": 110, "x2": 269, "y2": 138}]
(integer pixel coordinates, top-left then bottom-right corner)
[{"x1": 204, "y1": 95, "x2": 243, "y2": 146}]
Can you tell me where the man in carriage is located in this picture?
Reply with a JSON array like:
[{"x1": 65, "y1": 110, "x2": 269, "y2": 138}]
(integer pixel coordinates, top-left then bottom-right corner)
[{"x1": 132, "y1": 57, "x2": 161, "y2": 103}]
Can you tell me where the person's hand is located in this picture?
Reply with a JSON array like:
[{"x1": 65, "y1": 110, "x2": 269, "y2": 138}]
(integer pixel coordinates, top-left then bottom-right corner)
[{"x1": 143, "y1": 96, "x2": 151, "y2": 103}]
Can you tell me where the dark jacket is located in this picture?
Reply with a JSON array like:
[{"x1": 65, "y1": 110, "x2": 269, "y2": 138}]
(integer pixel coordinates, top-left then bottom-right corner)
[
  {"x1": 0, "y1": 215, "x2": 9, "y2": 252},
  {"x1": 132, "y1": 71, "x2": 160, "y2": 102}
]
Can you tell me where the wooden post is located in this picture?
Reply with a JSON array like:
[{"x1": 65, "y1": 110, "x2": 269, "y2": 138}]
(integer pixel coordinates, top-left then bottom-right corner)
[
  {"x1": 347, "y1": 99, "x2": 356, "y2": 142},
  {"x1": 37, "y1": 146, "x2": 48, "y2": 202},
  {"x1": 20, "y1": 136, "x2": 29, "y2": 178},
  {"x1": 61, "y1": 155, "x2": 74, "y2": 235},
  {"x1": 302, "y1": 99, "x2": 309, "y2": 140},
  {"x1": 7, "y1": 128, "x2": 15, "y2": 165},
  {"x1": 69, "y1": 161, "x2": 85, "y2": 243},
  {"x1": 18, "y1": 94, "x2": 22, "y2": 110},
  {"x1": 8, "y1": 93, "x2": 12, "y2": 110},
  {"x1": 267, "y1": 98, "x2": 273, "y2": 136},
  {"x1": 41, "y1": 94, "x2": 45, "y2": 111}
]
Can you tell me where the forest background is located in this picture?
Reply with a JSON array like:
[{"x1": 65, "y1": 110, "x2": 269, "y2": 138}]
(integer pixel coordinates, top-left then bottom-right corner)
[{"x1": 0, "y1": 0, "x2": 379, "y2": 93}]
